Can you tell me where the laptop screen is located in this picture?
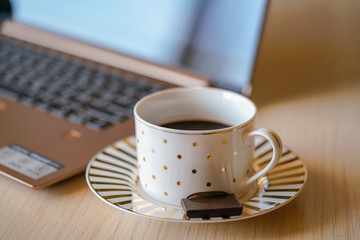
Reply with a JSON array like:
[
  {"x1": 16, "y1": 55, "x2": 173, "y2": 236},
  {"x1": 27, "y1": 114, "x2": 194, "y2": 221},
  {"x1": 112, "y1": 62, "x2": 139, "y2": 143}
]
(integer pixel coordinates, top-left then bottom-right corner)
[{"x1": 11, "y1": 0, "x2": 267, "y2": 94}]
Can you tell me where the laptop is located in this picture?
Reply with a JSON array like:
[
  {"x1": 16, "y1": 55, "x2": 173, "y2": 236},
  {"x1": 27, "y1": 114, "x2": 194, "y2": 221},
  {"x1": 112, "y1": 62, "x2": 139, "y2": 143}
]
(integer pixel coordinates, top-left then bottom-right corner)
[{"x1": 0, "y1": 0, "x2": 268, "y2": 188}]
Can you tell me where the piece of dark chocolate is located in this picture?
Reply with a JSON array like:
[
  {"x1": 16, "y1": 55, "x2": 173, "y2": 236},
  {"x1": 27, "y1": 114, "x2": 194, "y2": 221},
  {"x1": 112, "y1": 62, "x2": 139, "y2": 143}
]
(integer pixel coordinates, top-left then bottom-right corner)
[{"x1": 181, "y1": 191, "x2": 243, "y2": 219}]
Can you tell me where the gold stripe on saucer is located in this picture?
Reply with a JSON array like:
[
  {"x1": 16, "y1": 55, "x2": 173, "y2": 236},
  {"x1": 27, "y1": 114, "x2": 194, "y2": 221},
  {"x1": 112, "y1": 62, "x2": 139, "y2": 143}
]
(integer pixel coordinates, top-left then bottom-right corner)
[
  {"x1": 240, "y1": 212, "x2": 250, "y2": 217},
  {"x1": 132, "y1": 202, "x2": 153, "y2": 211},
  {"x1": 143, "y1": 207, "x2": 165, "y2": 216},
  {"x1": 162, "y1": 209, "x2": 179, "y2": 219},
  {"x1": 124, "y1": 139, "x2": 137, "y2": 149},
  {"x1": 242, "y1": 204, "x2": 261, "y2": 212}
]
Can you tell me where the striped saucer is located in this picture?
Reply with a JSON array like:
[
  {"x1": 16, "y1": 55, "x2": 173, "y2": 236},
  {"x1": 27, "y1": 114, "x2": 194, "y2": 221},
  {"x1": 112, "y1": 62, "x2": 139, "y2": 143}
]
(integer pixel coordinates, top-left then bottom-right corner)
[{"x1": 86, "y1": 136, "x2": 307, "y2": 223}]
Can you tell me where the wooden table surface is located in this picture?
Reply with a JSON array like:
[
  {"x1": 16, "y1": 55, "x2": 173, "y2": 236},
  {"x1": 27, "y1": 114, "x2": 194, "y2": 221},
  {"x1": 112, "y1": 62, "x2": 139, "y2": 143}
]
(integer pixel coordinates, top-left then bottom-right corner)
[{"x1": 1, "y1": 1, "x2": 359, "y2": 239}]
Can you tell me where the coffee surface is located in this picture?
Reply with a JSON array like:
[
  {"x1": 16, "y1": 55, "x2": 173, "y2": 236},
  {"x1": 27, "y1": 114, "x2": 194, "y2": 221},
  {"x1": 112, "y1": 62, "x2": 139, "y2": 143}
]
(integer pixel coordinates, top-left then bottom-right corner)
[{"x1": 161, "y1": 120, "x2": 230, "y2": 130}]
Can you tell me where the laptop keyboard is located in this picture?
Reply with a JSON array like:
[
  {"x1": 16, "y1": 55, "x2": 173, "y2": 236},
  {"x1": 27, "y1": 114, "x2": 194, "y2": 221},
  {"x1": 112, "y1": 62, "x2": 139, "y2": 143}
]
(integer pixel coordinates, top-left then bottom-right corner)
[{"x1": 0, "y1": 36, "x2": 165, "y2": 130}]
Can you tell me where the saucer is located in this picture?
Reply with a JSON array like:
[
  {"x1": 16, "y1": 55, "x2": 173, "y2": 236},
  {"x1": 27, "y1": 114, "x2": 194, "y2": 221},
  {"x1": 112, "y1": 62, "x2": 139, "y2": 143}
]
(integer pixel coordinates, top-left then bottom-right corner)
[{"x1": 85, "y1": 136, "x2": 307, "y2": 223}]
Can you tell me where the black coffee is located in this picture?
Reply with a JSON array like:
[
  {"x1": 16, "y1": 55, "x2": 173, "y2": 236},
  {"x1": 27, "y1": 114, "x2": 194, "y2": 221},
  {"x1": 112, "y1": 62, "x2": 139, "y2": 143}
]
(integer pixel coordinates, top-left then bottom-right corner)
[{"x1": 161, "y1": 120, "x2": 230, "y2": 131}]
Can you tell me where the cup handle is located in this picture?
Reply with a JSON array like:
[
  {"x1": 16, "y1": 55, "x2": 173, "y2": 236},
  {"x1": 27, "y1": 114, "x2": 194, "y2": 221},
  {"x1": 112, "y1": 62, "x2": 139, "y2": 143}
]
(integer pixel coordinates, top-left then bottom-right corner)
[{"x1": 245, "y1": 128, "x2": 283, "y2": 185}]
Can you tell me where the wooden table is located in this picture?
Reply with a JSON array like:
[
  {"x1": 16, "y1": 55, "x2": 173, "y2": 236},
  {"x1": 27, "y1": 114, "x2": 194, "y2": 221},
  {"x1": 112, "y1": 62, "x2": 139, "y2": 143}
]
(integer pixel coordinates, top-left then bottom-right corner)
[{"x1": 1, "y1": 1, "x2": 359, "y2": 239}]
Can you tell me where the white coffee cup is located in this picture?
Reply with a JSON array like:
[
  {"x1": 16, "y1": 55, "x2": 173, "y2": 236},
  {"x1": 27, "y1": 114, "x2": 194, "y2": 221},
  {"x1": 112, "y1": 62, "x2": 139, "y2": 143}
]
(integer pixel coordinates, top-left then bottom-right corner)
[{"x1": 134, "y1": 87, "x2": 282, "y2": 206}]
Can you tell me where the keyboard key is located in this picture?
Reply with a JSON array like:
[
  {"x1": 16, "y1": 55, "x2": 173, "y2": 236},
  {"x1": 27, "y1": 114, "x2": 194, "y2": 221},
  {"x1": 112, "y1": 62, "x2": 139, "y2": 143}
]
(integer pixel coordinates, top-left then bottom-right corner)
[
  {"x1": 86, "y1": 119, "x2": 113, "y2": 131},
  {"x1": 113, "y1": 95, "x2": 134, "y2": 107},
  {"x1": 68, "y1": 113, "x2": 88, "y2": 124},
  {"x1": 106, "y1": 103, "x2": 132, "y2": 116},
  {"x1": 89, "y1": 99, "x2": 110, "y2": 109},
  {"x1": 75, "y1": 93, "x2": 92, "y2": 104},
  {"x1": 49, "y1": 104, "x2": 72, "y2": 118},
  {"x1": 86, "y1": 106, "x2": 122, "y2": 123},
  {"x1": 34, "y1": 99, "x2": 50, "y2": 111}
]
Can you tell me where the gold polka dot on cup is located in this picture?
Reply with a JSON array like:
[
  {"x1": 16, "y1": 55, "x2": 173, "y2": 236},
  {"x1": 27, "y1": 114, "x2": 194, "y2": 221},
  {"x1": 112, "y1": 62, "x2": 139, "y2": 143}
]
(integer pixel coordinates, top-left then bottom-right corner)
[
  {"x1": 222, "y1": 140, "x2": 227, "y2": 145},
  {"x1": 192, "y1": 169, "x2": 197, "y2": 174},
  {"x1": 177, "y1": 181, "x2": 181, "y2": 186},
  {"x1": 152, "y1": 175, "x2": 156, "y2": 179},
  {"x1": 193, "y1": 142, "x2": 197, "y2": 147},
  {"x1": 152, "y1": 148, "x2": 155, "y2": 153},
  {"x1": 143, "y1": 157, "x2": 146, "y2": 162},
  {"x1": 234, "y1": 151, "x2": 238, "y2": 156},
  {"x1": 206, "y1": 182, "x2": 211, "y2": 187},
  {"x1": 163, "y1": 165, "x2": 168, "y2": 170},
  {"x1": 163, "y1": 139, "x2": 167, "y2": 144},
  {"x1": 207, "y1": 155, "x2": 212, "y2": 160},
  {"x1": 233, "y1": 178, "x2": 236, "y2": 183},
  {"x1": 177, "y1": 155, "x2": 182, "y2": 159},
  {"x1": 164, "y1": 192, "x2": 168, "y2": 196},
  {"x1": 221, "y1": 167, "x2": 226, "y2": 172},
  {"x1": 145, "y1": 183, "x2": 148, "y2": 188}
]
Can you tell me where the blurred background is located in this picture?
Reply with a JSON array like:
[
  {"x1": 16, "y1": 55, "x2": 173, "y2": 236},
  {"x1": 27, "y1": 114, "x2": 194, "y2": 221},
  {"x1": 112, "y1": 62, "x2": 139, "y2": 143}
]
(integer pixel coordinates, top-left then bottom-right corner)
[{"x1": 251, "y1": 0, "x2": 360, "y2": 107}]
